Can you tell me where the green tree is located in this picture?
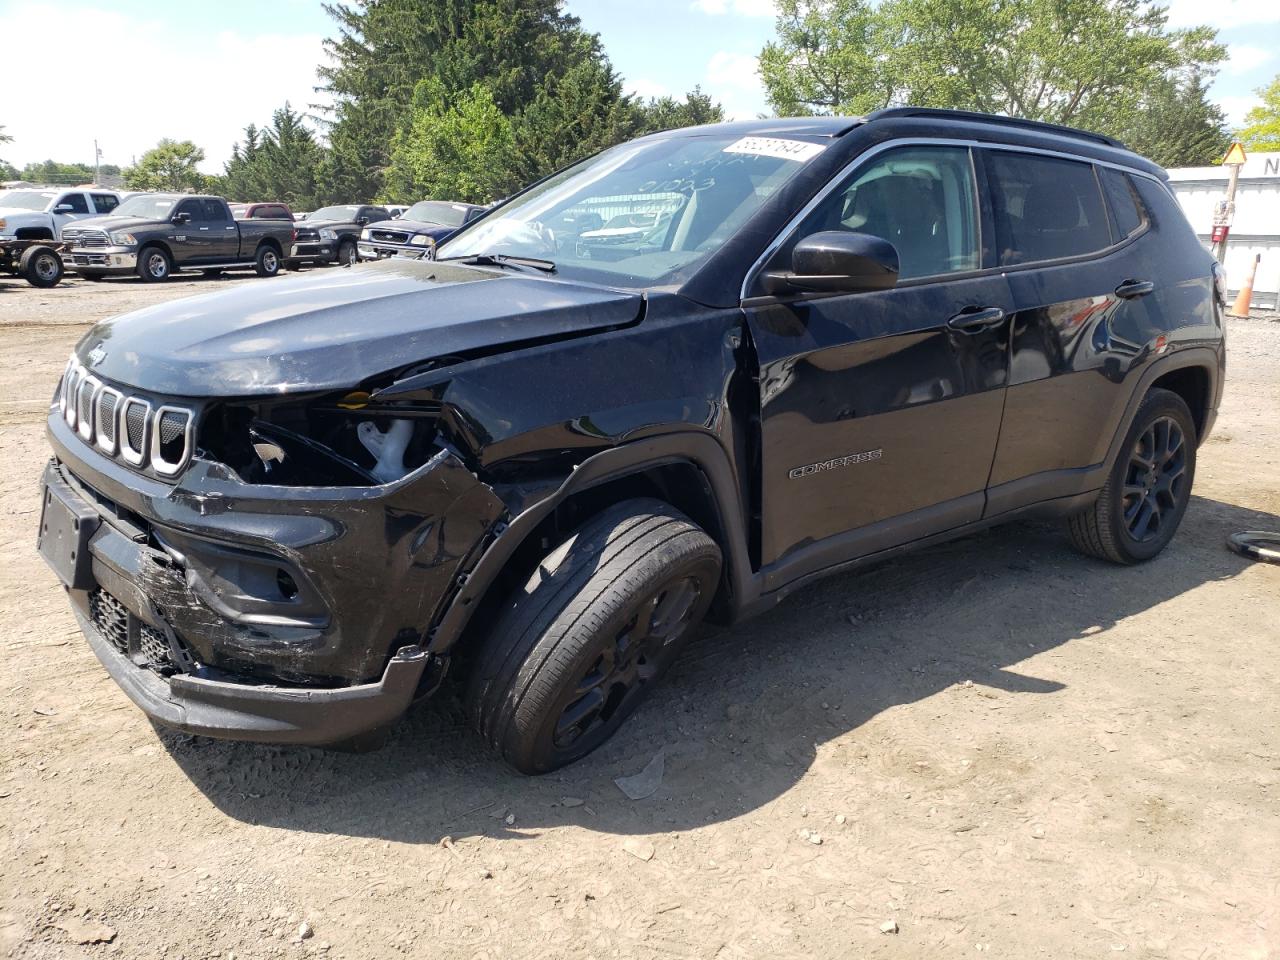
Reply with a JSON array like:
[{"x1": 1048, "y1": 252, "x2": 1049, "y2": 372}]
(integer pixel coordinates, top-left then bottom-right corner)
[
  {"x1": 124, "y1": 139, "x2": 207, "y2": 192},
  {"x1": 225, "y1": 105, "x2": 326, "y2": 208},
  {"x1": 760, "y1": 0, "x2": 1226, "y2": 136},
  {"x1": 384, "y1": 80, "x2": 519, "y2": 203},
  {"x1": 18, "y1": 160, "x2": 97, "y2": 184},
  {"x1": 1116, "y1": 73, "x2": 1230, "y2": 167},
  {"x1": 0, "y1": 160, "x2": 18, "y2": 181},
  {"x1": 637, "y1": 86, "x2": 726, "y2": 134},
  {"x1": 1238, "y1": 73, "x2": 1280, "y2": 151}
]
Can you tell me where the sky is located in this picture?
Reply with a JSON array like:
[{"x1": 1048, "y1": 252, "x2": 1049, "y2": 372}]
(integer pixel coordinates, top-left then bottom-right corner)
[{"x1": 0, "y1": 0, "x2": 1277, "y2": 175}]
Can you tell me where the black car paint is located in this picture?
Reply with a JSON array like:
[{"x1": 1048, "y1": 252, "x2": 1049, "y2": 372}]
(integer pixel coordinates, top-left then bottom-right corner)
[
  {"x1": 65, "y1": 196, "x2": 293, "y2": 276},
  {"x1": 42, "y1": 110, "x2": 1225, "y2": 744}
]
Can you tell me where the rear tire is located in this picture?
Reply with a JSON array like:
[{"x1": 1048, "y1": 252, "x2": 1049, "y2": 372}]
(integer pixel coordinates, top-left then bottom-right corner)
[
  {"x1": 137, "y1": 246, "x2": 171, "y2": 282},
  {"x1": 254, "y1": 244, "x2": 281, "y2": 277},
  {"x1": 466, "y1": 499, "x2": 721, "y2": 774},
  {"x1": 20, "y1": 245, "x2": 63, "y2": 288},
  {"x1": 1066, "y1": 387, "x2": 1197, "y2": 564}
]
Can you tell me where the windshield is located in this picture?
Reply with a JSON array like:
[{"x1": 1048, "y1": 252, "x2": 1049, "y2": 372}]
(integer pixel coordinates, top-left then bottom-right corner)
[
  {"x1": 404, "y1": 201, "x2": 470, "y2": 227},
  {"x1": 112, "y1": 195, "x2": 178, "y2": 219},
  {"x1": 310, "y1": 205, "x2": 361, "y2": 222},
  {"x1": 436, "y1": 133, "x2": 826, "y2": 286},
  {"x1": 0, "y1": 190, "x2": 58, "y2": 211}
]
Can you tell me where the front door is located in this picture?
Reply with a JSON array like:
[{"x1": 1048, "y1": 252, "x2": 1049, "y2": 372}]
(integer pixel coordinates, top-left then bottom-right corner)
[{"x1": 745, "y1": 143, "x2": 1012, "y2": 581}]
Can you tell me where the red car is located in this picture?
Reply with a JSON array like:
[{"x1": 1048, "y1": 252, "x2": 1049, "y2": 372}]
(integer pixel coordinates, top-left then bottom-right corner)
[{"x1": 230, "y1": 202, "x2": 295, "y2": 222}]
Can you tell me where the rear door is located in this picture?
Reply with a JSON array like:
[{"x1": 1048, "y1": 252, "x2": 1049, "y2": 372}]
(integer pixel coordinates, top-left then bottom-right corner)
[
  {"x1": 199, "y1": 198, "x2": 239, "y2": 259},
  {"x1": 981, "y1": 149, "x2": 1163, "y2": 514},
  {"x1": 745, "y1": 143, "x2": 1013, "y2": 579}
]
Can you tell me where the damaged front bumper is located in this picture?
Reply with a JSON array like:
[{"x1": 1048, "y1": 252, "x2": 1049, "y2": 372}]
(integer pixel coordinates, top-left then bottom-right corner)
[{"x1": 40, "y1": 404, "x2": 506, "y2": 745}]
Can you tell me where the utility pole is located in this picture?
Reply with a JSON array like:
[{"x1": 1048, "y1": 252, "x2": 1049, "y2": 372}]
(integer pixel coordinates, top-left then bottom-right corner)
[
  {"x1": 1212, "y1": 141, "x2": 1247, "y2": 265},
  {"x1": 93, "y1": 139, "x2": 101, "y2": 185}
]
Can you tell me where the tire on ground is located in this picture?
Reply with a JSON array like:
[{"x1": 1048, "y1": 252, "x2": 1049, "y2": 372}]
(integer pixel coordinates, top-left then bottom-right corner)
[
  {"x1": 1066, "y1": 387, "x2": 1197, "y2": 564},
  {"x1": 338, "y1": 239, "x2": 357, "y2": 266},
  {"x1": 466, "y1": 498, "x2": 721, "y2": 774},
  {"x1": 136, "y1": 246, "x2": 171, "y2": 282},
  {"x1": 254, "y1": 244, "x2": 281, "y2": 277},
  {"x1": 20, "y1": 245, "x2": 63, "y2": 288}
]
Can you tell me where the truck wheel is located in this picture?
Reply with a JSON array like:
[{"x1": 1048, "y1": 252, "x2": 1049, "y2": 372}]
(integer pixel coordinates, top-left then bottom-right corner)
[
  {"x1": 466, "y1": 499, "x2": 721, "y2": 774},
  {"x1": 254, "y1": 245, "x2": 281, "y2": 277},
  {"x1": 1066, "y1": 387, "x2": 1197, "y2": 564},
  {"x1": 137, "y1": 246, "x2": 171, "y2": 282},
  {"x1": 338, "y1": 239, "x2": 358, "y2": 266},
  {"x1": 20, "y1": 245, "x2": 63, "y2": 288}
]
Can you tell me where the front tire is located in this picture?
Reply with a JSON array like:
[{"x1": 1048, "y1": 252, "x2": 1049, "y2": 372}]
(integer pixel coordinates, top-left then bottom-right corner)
[
  {"x1": 20, "y1": 245, "x2": 63, "y2": 288},
  {"x1": 137, "y1": 246, "x2": 171, "y2": 282},
  {"x1": 1067, "y1": 387, "x2": 1197, "y2": 564},
  {"x1": 254, "y1": 244, "x2": 281, "y2": 277},
  {"x1": 337, "y1": 239, "x2": 357, "y2": 266},
  {"x1": 466, "y1": 500, "x2": 721, "y2": 774}
]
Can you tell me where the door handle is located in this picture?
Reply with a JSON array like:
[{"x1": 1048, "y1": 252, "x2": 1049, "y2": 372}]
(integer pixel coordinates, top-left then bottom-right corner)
[
  {"x1": 946, "y1": 306, "x2": 1006, "y2": 332},
  {"x1": 198, "y1": 226, "x2": 210, "y2": 231},
  {"x1": 1115, "y1": 279, "x2": 1154, "y2": 299}
]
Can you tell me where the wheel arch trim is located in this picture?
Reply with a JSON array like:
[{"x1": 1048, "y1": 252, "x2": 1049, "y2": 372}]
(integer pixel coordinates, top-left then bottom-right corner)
[{"x1": 425, "y1": 432, "x2": 754, "y2": 655}]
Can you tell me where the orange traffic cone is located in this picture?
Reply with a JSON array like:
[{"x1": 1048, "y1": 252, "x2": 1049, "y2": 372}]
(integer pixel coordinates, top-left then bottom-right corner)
[{"x1": 1230, "y1": 254, "x2": 1261, "y2": 317}]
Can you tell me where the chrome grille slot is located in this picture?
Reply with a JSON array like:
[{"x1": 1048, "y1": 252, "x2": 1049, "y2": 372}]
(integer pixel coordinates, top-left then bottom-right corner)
[
  {"x1": 120, "y1": 397, "x2": 150, "y2": 465},
  {"x1": 76, "y1": 377, "x2": 100, "y2": 442},
  {"x1": 66, "y1": 229, "x2": 110, "y2": 248},
  {"x1": 150, "y1": 406, "x2": 193, "y2": 476},
  {"x1": 95, "y1": 387, "x2": 121, "y2": 454}
]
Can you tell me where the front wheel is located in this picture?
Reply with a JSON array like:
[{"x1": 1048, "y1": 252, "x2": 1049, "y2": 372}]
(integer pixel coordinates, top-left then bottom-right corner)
[
  {"x1": 1066, "y1": 387, "x2": 1197, "y2": 564},
  {"x1": 20, "y1": 245, "x2": 63, "y2": 288},
  {"x1": 337, "y1": 239, "x2": 357, "y2": 266},
  {"x1": 254, "y1": 245, "x2": 281, "y2": 277},
  {"x1": 466, "y1": 500, "x2": 721, "y2": 774},
  {"x1": 136, "y1": 246, "x2": 171, "y2": 282}
]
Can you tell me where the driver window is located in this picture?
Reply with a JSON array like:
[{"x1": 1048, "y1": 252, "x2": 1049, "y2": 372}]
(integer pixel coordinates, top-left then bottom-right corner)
[
  {"x1": 791, "y1": 146, "x2": 980, "y2": 281},
  {"x1": 57, "y1": 193, "x2": 90, "y2": 214}
]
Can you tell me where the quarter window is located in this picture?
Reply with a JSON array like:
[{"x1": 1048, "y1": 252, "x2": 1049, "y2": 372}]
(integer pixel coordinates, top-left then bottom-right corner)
[
  {"x1": 1100, "y1": 168, "x2": 1145, "y2": 240},
  {"x1": 985, "y1": 151, "x2": 1110, "y2": 265},
  {"x1": 788, "y1": 146, "x2": 980, "y2": 281}
]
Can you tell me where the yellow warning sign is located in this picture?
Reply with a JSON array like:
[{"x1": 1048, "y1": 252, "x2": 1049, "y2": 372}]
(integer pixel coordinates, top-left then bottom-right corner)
[{"x1": 1223, "y1": 141, "x2": 1247, "y2": 166}]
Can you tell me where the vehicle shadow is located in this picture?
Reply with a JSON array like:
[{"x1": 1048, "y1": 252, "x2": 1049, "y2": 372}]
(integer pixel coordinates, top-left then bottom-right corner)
[{"x1": 159, "y1": 494, "x2": 1276, "y2": 842}]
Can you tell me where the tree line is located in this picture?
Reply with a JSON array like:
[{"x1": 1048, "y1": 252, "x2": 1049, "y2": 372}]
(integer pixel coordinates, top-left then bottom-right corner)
[{"x1": 4, "y1": 0, "x2": 1280, "y2": 207}]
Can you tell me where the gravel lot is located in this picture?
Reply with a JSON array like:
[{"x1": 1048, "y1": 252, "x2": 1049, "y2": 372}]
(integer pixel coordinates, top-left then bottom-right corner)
[{"x1": 2, "y1": 271, "x2": 1278, "y2": 959}]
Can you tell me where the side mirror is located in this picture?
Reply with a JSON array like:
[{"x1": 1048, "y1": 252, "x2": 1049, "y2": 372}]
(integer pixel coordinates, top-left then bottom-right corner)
[
  {"x1": 767, "y1": 231, "x2": 899, "y2": 295},
  {"x1": 53, "y1": 204, "x2": 76, "y2": 215},
  {"x1": 172, "y1": 211, "x2": 191, "y2": 225}
]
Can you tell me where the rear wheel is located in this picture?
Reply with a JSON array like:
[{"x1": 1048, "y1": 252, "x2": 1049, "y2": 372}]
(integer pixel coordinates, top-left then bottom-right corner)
[
  {"x1": 20, "y1": 245, "x2": 63, "y2": 288},
  {"x1": 137, "y1": 246, "x2": 171, "y2": 282},
  {"x1": 254, "y1": 244, "x2": 281, "y2": 277},
  {"x1": 466, "y1": 499, "x2": 721, "y2": 774},
  {"x1": 1067, "y1": 387, "x2": 1197, "y2": 564}
]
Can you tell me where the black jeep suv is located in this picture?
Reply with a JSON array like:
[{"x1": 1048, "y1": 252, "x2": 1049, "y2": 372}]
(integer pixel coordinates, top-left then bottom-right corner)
[{"x1": 39, "y1": 110, "x2": 1225, "y2": 773}]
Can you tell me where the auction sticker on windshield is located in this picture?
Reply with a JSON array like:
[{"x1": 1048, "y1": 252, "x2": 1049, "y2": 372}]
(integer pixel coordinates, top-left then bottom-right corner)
[{"x1": 723, "y1": 137, "x2": 826, "y2": 162}]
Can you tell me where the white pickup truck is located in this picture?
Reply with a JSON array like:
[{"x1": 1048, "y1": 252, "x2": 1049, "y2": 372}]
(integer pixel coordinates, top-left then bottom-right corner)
[{"x1": 0, "y1": 187, "x2": 122, "y2": 240}]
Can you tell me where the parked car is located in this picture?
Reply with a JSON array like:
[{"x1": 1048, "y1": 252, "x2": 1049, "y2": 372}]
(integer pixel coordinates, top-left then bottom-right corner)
[
  {"x1": 0, "y1": 187, "x2": 120, "y2": 240},
  {"x1": 231, "y1": 202, "x2": 295, "y2": 222},
  {"x1": 62, "y1": 194, "x2": 294, "y2": 281},
  {"x1": 287, "y1": 203, "x2": 390, "y2": 268},
  {"x1": 39, "y1": 110, "x2": 1224, "y2": 773},
  {"x1": 357, "y1": 200, "x2": 486, "y2": 260}
]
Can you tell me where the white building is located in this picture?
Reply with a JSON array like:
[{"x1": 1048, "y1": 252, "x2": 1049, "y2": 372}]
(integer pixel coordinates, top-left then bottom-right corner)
[{"x1": 1167, "y1": 152, "x2": 1280, "y2": 312}]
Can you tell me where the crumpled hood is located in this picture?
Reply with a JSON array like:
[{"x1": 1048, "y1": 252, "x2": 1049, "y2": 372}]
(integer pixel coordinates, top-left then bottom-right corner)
[{"x1": 74, "y1": 258, "x2": 642, "y2": 397}]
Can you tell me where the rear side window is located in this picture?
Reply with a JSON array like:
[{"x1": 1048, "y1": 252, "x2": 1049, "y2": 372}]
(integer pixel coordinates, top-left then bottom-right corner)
[
  {"x1": 1101, "y1": 168, "x2": 1146, "y2": 239},
  {"x1": 201, "y1": 199, "x2": 230, "y2": 223},
  {"x1": 788, "y1": 145, "x2": 981, "y2": 281},
  {"x1": 91, "y1": 193, "x2": 119, "y2": 214},
  {"x1": 985, "y1": 151, "x2": 1110, "y2": 265}
]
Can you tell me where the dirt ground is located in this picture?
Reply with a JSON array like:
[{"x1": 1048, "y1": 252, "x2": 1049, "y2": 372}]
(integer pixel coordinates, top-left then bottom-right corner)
[{"x1": 1, "y1": 270, "x2": 1278, "y2": 960}]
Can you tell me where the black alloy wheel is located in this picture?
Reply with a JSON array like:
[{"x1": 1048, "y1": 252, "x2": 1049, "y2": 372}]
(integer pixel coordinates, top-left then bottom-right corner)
[{"x1": 1121, "y1": 415, "x2": 1188, "y2": 543}]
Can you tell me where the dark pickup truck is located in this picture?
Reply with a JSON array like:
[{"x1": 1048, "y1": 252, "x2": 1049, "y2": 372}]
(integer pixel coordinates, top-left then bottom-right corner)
[
  {"x1": 63, "y1": 194, "x2": 293, "y2": 282},
  {"x1": 288, "y1": 204, "x2": 391, "y2": 269}
]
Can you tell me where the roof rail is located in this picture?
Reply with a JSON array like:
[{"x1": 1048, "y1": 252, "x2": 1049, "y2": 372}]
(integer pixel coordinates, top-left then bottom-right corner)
[{"x1": 866, "y1": 107, "x2": 1125, "y2": 149}]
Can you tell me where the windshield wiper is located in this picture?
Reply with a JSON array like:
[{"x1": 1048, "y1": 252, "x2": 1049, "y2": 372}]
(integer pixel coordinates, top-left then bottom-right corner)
[{"x1": 439, "y1": 252, "x2": 557, "y2": 273}]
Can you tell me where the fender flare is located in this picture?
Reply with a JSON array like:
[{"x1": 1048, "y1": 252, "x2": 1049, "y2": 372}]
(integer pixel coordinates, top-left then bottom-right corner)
[
  {"x1": 425, "y1": 432, "x2": 755, "y2": 655},
  {"x1": 1101, "y1": 346, "x2": 1221, "y2": 473}
]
